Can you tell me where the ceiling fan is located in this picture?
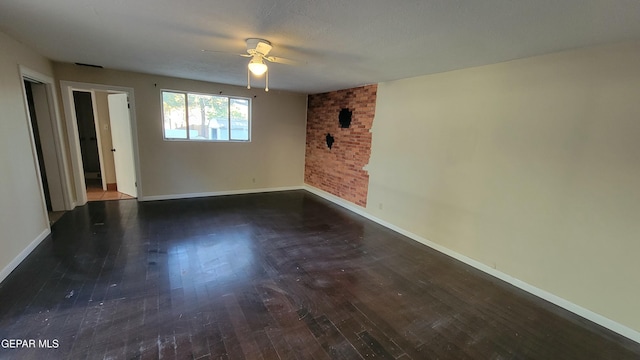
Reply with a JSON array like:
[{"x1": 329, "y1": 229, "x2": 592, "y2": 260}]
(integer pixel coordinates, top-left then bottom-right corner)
[{"x1": 203, "y1": 38, "x2": 296, "y2": 92}]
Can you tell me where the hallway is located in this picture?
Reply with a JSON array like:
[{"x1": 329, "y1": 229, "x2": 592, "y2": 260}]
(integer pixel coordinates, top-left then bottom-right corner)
[{"x1": 85, "y1": 179, "x2": 134, "y2": 202}]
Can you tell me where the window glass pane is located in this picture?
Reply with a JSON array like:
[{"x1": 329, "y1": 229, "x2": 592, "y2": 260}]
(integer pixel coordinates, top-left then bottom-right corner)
[
  {"x1": 187, "y1": 93, "x2": 229, "y2": 140},
  {"x1": 162, "y1": 92, "x2": 187, "y2": 139},
  {"x1": 230, "y1": 98, "x2": 249, "y2": 140},
  {"x1": 213, "y1": 96, "x2": 229, "y2": 140},
  {"x1": 162, "y1": 90, "x2": 249, "y2": 142}
]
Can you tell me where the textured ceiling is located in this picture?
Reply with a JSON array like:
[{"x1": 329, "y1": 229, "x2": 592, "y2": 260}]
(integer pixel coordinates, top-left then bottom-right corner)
[{"x1": 2, "y1": 0, "x2": 640, "y2": 94}]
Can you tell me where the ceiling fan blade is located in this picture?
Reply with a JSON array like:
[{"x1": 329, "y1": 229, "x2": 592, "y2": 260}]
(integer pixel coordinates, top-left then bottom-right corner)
[
  {"x1": 201, "y1": 49, "x2": 248, "y2": 57},
  {"x1": 264, "y1": 56, "x2": 298, "y2": 65}
]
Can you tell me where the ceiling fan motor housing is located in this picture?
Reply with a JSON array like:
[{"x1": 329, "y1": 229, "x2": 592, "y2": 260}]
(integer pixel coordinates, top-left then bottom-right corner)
[{"x1": 246, "y1": 38, "x2": 272, "y2": 56}]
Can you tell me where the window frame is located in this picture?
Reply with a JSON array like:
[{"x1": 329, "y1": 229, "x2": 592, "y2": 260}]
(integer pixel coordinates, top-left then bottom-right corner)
[{"x1": 160, "y1": 89, "x2": 252, "y2": 142}]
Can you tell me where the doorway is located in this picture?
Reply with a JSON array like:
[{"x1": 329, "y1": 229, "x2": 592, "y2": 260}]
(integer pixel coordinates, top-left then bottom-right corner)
[
  {"x1": 21, "y1": 69, "x2": 73, "y2": 224},
  {"x1": 73, "y1": 91, "x2": 102, "y2": 188},
  {"x1": 60, "y1": 82, "x2": 141, "y2": 205},
  {"x1": 72, "y1": 90, "x2": 133, "y2": 201},
  {"x1": 25, "y1": 81, "x2": 53, "y2": 211}
]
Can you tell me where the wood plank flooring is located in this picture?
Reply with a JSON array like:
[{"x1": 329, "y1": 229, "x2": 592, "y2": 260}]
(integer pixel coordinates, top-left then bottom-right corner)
[
  {"x1": 86, "y1": 180, "x2": 134, "y2": 202},
  {"x1": 1, "y1": 190, "x2": 639, "y2": 359}
]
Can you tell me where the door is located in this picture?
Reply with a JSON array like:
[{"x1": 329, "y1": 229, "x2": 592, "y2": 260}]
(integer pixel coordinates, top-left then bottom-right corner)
[{"x1": 107, "y1": 93, "x2": 137, "y2": 198}]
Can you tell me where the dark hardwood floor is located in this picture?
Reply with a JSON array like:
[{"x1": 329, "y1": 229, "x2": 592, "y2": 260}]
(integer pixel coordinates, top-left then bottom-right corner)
[{"x1": 1, "y1": 190, "x2": 639, "y2": 359}]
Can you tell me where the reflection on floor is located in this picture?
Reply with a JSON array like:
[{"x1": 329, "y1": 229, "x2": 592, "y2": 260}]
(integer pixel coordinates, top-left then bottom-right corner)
[{"x1": 86, "y1": 179, "x2": 134, "y2": 202}]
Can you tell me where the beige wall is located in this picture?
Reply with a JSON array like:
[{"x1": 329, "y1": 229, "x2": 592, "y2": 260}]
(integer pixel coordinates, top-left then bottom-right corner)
[
  {"x1": 54, "y1": 63, "x2": 308, "y2": 198},
  {"x1": 366, "y1": 41, "x2": 640, "y2": 332},
  {"x1": 0, "y1": 31, "x2": 54, "y2": 277}
]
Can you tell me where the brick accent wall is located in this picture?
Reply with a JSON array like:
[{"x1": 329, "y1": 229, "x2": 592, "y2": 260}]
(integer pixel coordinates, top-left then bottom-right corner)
[{"x1": 304, "y1": 84, "x2": 377, "y2": 207}]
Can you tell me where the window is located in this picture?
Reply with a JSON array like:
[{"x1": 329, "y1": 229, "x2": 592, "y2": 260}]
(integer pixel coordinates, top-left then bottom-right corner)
[{"x1": 161, "y1": 90, "x2": 250, "y2": 141}]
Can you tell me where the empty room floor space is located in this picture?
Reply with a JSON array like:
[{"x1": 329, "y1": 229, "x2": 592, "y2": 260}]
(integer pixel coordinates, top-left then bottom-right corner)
[{"x1": 0, "y1": 191, "x2": 638, "y2": 359}]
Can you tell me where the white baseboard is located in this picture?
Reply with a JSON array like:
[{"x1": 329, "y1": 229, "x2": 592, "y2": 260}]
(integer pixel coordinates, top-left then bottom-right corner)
[
  {"x1": 140, "y1": 186, "x2": 304, "y2": 202},
  {"x1": 303, "y1": 184, "x2": 640, "y2": 344},
  {"x1": 0, "y1": 228, "x2": 50, "y2": 284}
]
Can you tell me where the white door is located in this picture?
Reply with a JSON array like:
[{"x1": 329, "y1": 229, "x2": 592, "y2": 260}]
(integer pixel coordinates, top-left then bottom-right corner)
[{"x1": 107, "y1": 94, "x2": 137, "y2": 197}]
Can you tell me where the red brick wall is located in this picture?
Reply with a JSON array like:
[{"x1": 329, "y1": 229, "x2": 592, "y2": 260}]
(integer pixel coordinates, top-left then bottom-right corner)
[{"x1": 304, "y1": 84, "x2": 377, "y2": 207}]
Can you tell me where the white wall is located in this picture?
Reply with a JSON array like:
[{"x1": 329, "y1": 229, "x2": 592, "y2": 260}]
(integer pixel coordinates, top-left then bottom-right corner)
[
  {"x1": 54, "y1": 64, "x2": 308, "y2": 199},
  {"x1": 0, "y1": 31, "x2": 55, "y2": 279},
  {"x1": 365, "y1": 41, "x2": 640, "y2": 334}
]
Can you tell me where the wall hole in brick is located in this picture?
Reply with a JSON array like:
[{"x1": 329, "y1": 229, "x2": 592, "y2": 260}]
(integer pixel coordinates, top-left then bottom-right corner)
[
  {"x1": 326, "y1": 133, "x2": 335, "y2": 149},
  {"x1": 339, "y1": 108, "x2": 352, "y2": 128}
]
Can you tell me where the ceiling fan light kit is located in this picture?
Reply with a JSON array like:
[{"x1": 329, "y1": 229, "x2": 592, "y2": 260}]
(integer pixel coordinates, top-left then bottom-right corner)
[
  {"x1": 245, "y1": 38, "x2": 276, "y2": 92},
  {"x1": 248, "y1": 57, "x2": 267, "y2": 75},
  {"x1": 247, "y1": 64, "x2": 269, "y2": 92}
]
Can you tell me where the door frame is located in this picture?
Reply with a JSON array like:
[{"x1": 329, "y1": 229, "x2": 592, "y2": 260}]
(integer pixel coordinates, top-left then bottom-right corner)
[
  {"x1": 19, "y1": 66, "x2": 74, "y2": 212},
  {"x1": 60, "y1": 81, "x2": 142, "y2": 205}
]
